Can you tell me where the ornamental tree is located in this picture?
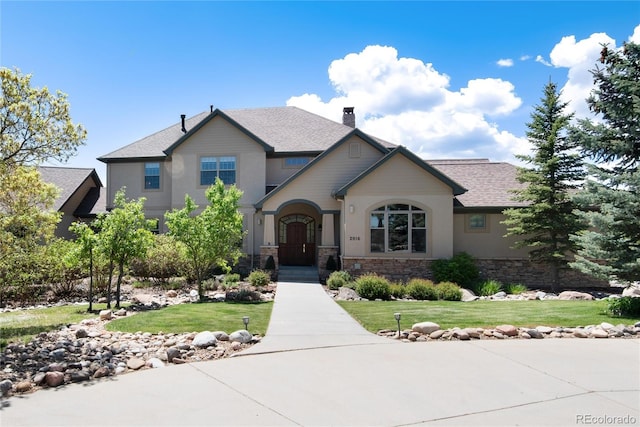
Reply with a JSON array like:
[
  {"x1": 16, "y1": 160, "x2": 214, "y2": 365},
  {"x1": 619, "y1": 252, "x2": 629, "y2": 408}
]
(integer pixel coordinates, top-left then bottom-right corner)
[
  {"x1": 165, "y1": 178, "x2": 244, "y2": 301},
  {"x1": 569, "y1": 43, "x2": 640, "y2": 284},
  {"x1": 0, "y1": 164, "x2": 60, "y2": 304},
  {"x1": 94, "y1": 188, "x2": 154, "y2": 308},
  {"x1": 0, "y1": 67, "x2": 86, "y2": 166},
  {"x1": 503, "y1": 82, "x2": 585, "y2": 293}
]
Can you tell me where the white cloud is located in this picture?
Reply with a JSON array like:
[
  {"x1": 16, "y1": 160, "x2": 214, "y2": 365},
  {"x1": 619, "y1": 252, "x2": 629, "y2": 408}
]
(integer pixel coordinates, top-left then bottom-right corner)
[
  {"x1": 497, "y1": 58, "x2": 514, "y2": 67},
  {"x1": 630, "y1": 24, "x2": 640, "y2": 43},
  {"x1": 535, "y1": 55, "x2": 552, "y2": 66},
  {"x1": 287, "y1": 45, "x2": 526, "y2": 163},
  {"x1": 549, "y1": 32, "x2": 615, "y2": 118},
  {"x1": 520, "y1": 55, "x2": 531, "y2": 61}
]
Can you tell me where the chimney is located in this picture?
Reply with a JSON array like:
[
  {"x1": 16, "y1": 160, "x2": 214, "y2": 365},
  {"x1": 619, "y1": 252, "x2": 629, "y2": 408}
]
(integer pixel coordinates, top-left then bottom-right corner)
[
  {"x1": 342, "y1": 107, "x2": 355, "y2": 128},
  {"x1": 180, "y1": 114, "x2": 187, "y2": 133}
]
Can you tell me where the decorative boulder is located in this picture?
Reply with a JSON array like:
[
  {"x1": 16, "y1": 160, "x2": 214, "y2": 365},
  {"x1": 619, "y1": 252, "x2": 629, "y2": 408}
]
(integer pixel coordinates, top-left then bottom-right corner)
[
  {"x1": 192, "y1": 331, "x2": 218, "y2": 348},
  {"x1": 460, "y1": 288, "x2": 478, "y2": 302},
  {"x1": 45, "y1": 371, "x2": 65, "y2": 387},
  {"x1": 495, "y1": 324, "x2": 518, "y2": 336},
  {"x1": 99, "y1": 310, "x2": 113, "y2": 321},
  {"x1": 212, "y1": 331, "x2": 230, "y2": 341},
  {"x1": 558, "y1": 291, "x2": 593, "y2": 300},
  {"x1": 412, "y1": 322, "x2": 440, "y2": 335},
  {"x1": 229, "y1": 330, "x2": 252, "y2": 343},
  {"x1": 622, "y1": 286, "x2": 640, "y2": 297},
  {"x1": 336, "y1": 287, "x2": 360, "y2": 301}
]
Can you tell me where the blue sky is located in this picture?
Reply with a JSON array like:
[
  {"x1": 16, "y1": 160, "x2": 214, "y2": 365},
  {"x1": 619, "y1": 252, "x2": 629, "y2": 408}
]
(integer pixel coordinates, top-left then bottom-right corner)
[{"x1": 2, "y1": 1, "x2": 639, "y2": 181}]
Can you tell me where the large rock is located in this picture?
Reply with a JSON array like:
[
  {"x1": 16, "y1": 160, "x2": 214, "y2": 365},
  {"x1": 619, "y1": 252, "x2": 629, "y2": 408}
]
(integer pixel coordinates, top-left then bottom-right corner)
[
  {"x1": 229, "y1": 330, "x2": 252, "y2": 343},
  {"x1": 99, "y1": 310, "x2": 113, "y2": 321},
  {"x1": 412, "y1": 322, "x2": 440, "y2": 335},
  {"x1": 590, "y1": 328, "x2": 609, "y2": 338},
  {"x1": 622, "y1": 285, "x2": 640, "y2": 297},
  {"x1": 192, "y1": 331, "x2": 218, "y2": 348},
  {"x1": 460, "y1": 288, "x2": 478, "y2": 302},
  {"x1": 45, "y1": 371, "x2": 65, "y2": 387},
  {"x1": 336, "y1": 287, "x2": 360, "y2": 301},
  {"x1": 0, "y1": 380, "x2": 13, "y2": 396},
  {"x1": 127, "y1": 358, "x2": 146, "y2": 370},
  {"x1": 212, "y1": 331, "x2": 229, "y2": 341},
  {"x1": 558, "y1": 291, "x2": 593, "y2": 300},
  {"x1": 495, "y1": 324, "x2": 518, "y2": 336}
]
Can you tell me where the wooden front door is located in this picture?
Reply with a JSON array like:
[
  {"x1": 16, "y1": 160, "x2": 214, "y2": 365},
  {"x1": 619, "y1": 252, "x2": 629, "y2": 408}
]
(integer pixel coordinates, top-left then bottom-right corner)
[{"x1": 279, "y1": 216, "x2": 315, "y2": 266}]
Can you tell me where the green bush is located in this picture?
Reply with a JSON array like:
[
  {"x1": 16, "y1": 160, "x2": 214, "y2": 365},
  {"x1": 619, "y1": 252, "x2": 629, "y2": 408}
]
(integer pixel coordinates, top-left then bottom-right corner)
[
  {"x1": 326, "y1": 255, "x2": 337, "y2": 272},
  {"x1": 224, "y1": 273, "x2": 241, "y2": 285},
  {"x1": 326, "y1": 270, "x2": 352, "y2": 290},
  {"x1": 389, "y1": 283, "x2": 406, "y2": 299},
  {"x1": 406, "y1": 278, "x2": 438, "y2": 301},
  {"x1": 355, "y1": 274, "x2": 391, "y2": 300},
  {"x1": 475, "y1": 279, "x2": 503, "y2": 296},
  {"x1": 504, "y1": 283, "x2": 528, "y2": 295},
  {"x1": 431, "y1": 252, "x2": 479, "y2": 287},
  {"x1": 264, "y1": 255, "x2": 276, "y2": 270},
  {"x1": 436, "y1": 281, "x2": 462, "y2": 301},
  {"x1": 607, "y1": 296, "x2": 640, "y2": 317},
  {"x1": 248, "y1": 269, "x2": 271, "y2": 287},
  {"x1": 130, "y1": 235, "x2": 189, "y2": 284}
]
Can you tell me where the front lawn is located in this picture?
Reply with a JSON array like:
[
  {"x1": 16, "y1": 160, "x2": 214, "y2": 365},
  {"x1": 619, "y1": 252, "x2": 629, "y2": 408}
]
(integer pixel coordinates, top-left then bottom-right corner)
[
  {"x1": 106, "y1": 301, "x2": 273, "y2": 335},
  {"x1": 337, "y1": 299, "x2": 640, "y2": 332}
]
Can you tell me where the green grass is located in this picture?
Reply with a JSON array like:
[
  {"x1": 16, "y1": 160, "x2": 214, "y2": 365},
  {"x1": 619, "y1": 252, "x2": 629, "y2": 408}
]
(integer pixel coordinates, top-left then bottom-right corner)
[
  {"x1": 337, "y1": 300, "x2": 640, "y2": 332},
  {"x1": 106, "y1": 302, "x2": 273, "y2": 335},
  {"x1": 0, "y1": 303, "x2": 114, "y2": 348},
  {"x1": 1, "y1": 301, "x2": 273, "y2": 349}
]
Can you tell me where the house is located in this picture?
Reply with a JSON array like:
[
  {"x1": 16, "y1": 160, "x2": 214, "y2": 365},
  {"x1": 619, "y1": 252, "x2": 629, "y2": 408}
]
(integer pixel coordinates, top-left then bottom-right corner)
[
  {"x1": 38, "y1": 166, "x2": 106, "y2": 239},
  {"x1": 98, "y1": 106, "x2": 601, "y2": 289}
]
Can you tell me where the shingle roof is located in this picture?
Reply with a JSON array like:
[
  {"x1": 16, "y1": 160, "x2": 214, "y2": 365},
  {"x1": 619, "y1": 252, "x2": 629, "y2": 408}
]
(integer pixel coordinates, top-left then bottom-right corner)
[
  {"x1": 38, "y1": 167, "x2": 103, "y2": 211},
  {"x1": 428, "y1": 159, "x2": 526, "y2": 209},
  {"x1": 98, "y1": 106, "x2": 395, "y2": 161}
]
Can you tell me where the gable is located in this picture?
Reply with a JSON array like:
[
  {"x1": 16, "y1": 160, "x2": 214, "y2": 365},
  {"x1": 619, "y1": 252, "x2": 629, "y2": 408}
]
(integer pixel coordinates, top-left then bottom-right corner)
[
  {"x1": 335, "y1": 146, "x2": 466, "y2": 198},
  {"x1": 256, "y1": 132, "x2": 389, "y2": 211}
]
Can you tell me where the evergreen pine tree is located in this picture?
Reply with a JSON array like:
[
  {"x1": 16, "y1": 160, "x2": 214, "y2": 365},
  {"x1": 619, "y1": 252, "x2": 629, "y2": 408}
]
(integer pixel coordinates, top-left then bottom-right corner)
[
  {"x1": 569, "y1": 42, "x2": 640, "y2": 284},
  {"x1": 503, "y1": 82, "x2": 585, "y2": 292}
]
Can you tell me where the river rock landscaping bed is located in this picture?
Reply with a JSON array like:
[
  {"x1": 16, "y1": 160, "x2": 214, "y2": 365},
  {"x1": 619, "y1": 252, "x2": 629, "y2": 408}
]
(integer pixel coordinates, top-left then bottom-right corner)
[
  {"x1": 379, "y1": 320, "x2": 640, "y2": 342},
  {"x1": 0, "y1": 312, "x2": 261, "y2": 397}
]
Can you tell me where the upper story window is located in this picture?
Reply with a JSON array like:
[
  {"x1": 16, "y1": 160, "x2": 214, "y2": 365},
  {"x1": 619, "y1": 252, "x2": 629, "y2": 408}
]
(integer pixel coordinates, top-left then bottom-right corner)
[
  {"x1": 370, "y1": 204, "x2": 426, "y2": 253},
  {"x1": 200, "y1": 156, "x2": 236, "y2": 185},
  {"x1": 144, "y1": 162, "x2": 160, "y2": 189},
  {"x1": 283, "y1": 157, "x2": 310, "y2": 168}
]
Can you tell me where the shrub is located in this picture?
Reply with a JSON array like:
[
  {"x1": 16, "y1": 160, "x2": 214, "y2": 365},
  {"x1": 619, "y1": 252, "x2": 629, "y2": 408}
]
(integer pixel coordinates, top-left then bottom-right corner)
[
  {"x1": 224, "y1": 273, "x2": 241, "y2": 285},
  {"x1": 607, "y1": 296, "x2": 640, "y2": 317},
  {"x1": 431, "y1": 252, "x2": 479, "y2": 287},
  {"x1": 405, "y1": 278, "x2": 438, "y2": 301},
  {"x1": 326, "y1": 255, "x2": 337, "y2": 272},
  {"x1": 475, "y1": 279, "x2": 503, "y2": 296},
  {"x1": 436, "y1": 281, "x2": 462, "y2": 301},
  {"x1": 248, "y1": 269, "x2": 271, "y2": 287},
  {"x1": 504, "y1": 283, "x2": 528, "y2": 295},
  {"x1": 326, "y1": 270, "x2": 352, "y2": 290},
  {"x1": 355, "y1": 274, "x2": 391, "y2": 300},
  {"x1": 264, "y1": 255, "x2": 276, "y2": 270},
  {"x1": 389, "y1": 283, "x2": 406, "y2": 299},
  {"x1": 130, "y1": 235, "x2": 189, "y2": 285}
]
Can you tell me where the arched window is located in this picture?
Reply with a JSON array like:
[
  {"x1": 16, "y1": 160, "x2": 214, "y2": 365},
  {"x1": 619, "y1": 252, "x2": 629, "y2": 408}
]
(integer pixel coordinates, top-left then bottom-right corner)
[{"x1": 370, "y1": 204, "x2": 426, "y2": 253}]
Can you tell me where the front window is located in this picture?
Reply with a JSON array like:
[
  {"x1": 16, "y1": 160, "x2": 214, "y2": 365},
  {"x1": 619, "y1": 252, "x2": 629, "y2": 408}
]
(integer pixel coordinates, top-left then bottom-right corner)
[
  {"x1": 200, "y1": 156, "x2": 236, "y2": 185},
  {"x1": 370, "y1": 204, "x2": 426, "y2": 253},
  {"x1": 144, "y1": 162, "x2": 160, "y2": 189},
  {"x1": 283, "y1": 157, "x2": 310, "y2": 168}
]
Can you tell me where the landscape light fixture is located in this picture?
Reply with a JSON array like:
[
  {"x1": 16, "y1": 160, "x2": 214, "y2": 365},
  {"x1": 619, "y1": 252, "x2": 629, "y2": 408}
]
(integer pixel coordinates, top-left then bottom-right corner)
[
  {"x1": 242, "y1": 316, "x2": 250, "y2": 331},
  {"x1": 394, "y1": 312, "x2": 401, "y2": 337}
]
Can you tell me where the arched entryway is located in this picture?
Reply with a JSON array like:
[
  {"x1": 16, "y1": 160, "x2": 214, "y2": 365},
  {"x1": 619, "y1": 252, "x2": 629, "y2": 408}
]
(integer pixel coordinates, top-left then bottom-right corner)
[{"x1": 278, "y1": 214, "x2": 315, "y2": 266}]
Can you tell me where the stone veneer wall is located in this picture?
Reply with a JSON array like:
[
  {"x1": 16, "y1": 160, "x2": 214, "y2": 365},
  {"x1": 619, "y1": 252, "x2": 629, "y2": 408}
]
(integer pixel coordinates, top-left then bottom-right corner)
[
  {"x1": 318, "y1": 246, "x2": 339, "y2": 282},
  {"x1": 341, "y1": 256, "x2": 609, "y2": 290}
]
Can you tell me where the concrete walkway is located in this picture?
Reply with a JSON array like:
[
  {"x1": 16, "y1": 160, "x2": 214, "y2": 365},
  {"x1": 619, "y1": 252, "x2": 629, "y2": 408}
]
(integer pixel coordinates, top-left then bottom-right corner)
[{"x1": 2, "y1": 282, "x2": 639, "y2": 426}]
